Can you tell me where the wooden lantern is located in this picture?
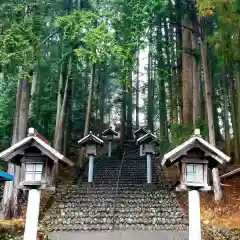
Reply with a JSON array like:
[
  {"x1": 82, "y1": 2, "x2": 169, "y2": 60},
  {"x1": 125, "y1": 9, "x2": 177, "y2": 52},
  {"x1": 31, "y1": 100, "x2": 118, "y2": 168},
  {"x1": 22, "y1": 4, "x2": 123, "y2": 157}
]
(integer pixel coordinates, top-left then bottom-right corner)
[
  {"x1": 137, "y1": 132, "x2": 156, "y2": 154},
  {"x1": 134, "y1": 127, "x2": 148, "y2": 141},
  {"x1": 137, "y1": 132, "x2": 156, "y2": 184},
  {"x1": 78, "y1": 131, "x2": 103, "y2": 156},
  {"x1": 134, "y1": 128, "x2": 149, "y2": 156},
  {"x1": 162, "y1": 129, "x2": 230, "y2": 191},
  {"x1": 0, "y1": 128, "x2": 73, "y2": 190},
  {"x1": 102, "y1": 127, "x2": 118, "y2": 141}
]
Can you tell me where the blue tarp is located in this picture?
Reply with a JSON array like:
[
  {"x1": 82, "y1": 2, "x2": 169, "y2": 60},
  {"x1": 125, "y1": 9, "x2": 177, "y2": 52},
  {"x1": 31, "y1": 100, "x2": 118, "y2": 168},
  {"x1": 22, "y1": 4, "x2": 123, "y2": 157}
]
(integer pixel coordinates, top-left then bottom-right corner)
[{"x1": 0, "y1": 170, "x2": 13, "y2": 181}]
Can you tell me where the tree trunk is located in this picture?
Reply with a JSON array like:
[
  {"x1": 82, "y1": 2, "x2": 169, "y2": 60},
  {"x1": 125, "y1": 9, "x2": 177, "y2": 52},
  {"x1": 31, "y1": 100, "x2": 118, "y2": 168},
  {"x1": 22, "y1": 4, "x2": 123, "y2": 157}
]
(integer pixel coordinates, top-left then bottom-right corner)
[
  {"x1": 157, "y1": 19, "x2": 168, "y2": 139},
  {"x1": 3, "y1": 71, "x2": 31, "y2": 218},
  {"x1": 175, "y1": 0, "x2": 183, "y2": 124},
  {"x1": 78, "y1": 62, "x2": 95, "y2": 168},
  {"x1": 192, "y1": 31, "x2": 201, "y2": 127},
  {"x1": 126, "y1": 60, "x2": 133, "y2": 139},
  {"x1": 182, "y1": 15, "x2": 193, "y2": 126},
  {"x1": 221, "y1": 68, "x2": 230, "y2": 156},
  {"x1": 147, "y1": 26, "x2": 154, "y2": 131},
  {"x1": 83, "y1": 63, "x2": 95, "y2": 136},
  {"x1": 120, "y1": 81, "x2": 126, "y2": 149},
  {"x1": 136, "y1": 52, "x2": 140, "y2": 129},
  {"x1": 54, "y1": 56, "x2": 72, "y2": 152},
  {"x1": 54, "y1": 61, "x2": 65, "y2": 146},
  {"x1": 2, "y1": 76, "x2": 22, "y2": 218},
  {"x1": 210, "y1": 61, "x2": 222, "y2": 142},
  {"x1": 95, "y1": 64, "x2": 101, "y2": 120},
  {"x1": 200, "y1": 39, "x2": 222, "y2": 202},
  {"x1": 63, "y1": 73, "x2": 73, "y2": 156},
  {"x1": 99, "y1": 67, "x2": 106, "y2": 126},
  {"x1": 164, "y1": 19, "x2": 173, "y2": 126},
  {"x1": 229, "y1": 75, "x2": 239, "y2": 162},
  {"x1": 235, "y1": 72, "x2": 240, "y2": 161},
  {"x1": 29, "y1": 69, "x2": 38, "y2": 120}
]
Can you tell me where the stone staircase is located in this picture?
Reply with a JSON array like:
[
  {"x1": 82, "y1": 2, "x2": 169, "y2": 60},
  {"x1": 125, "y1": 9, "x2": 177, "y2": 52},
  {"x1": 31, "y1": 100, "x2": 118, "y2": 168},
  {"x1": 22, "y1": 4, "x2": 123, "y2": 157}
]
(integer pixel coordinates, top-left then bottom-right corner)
[{"x1": 43, "y1": 150, "x2": 188, "y2": 233}]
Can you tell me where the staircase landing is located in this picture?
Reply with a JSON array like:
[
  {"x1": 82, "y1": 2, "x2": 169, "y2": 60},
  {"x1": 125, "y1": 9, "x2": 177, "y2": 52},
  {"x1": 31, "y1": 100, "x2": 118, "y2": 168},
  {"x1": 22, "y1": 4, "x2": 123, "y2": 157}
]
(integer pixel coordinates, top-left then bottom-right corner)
[{"x1": 49, "y1": 229, "x2": 188, "y2": 240}]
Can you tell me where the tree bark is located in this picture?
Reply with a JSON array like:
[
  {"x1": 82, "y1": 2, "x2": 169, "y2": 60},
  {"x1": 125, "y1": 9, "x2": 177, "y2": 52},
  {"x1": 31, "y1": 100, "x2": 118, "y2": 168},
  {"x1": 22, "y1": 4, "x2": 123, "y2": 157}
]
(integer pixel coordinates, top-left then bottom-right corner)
[
  {"x1": 147, "y1": 27, "x2": 154, "y2": 131},
  {"x1": 120, "y1": 81, "x2": 126, "y2": 149},
  {"x1": 200, "y1": 39, "x2": 222, "y2": 202},
  {"x1": 229, "y1": 75, "x2": 239, "y2": 162},
  {"x1": 78, "y1": 62, "x2": 95, "y2": 168},
  {"x1": 175, "y1": 0, "x2": 183, "y2": 124},
  {"x1": 164, "y1": 19, "x2": 173, "y2": 126},
  {"x1": 3, "y1": 71, "x2": 31, "y2": 218},
  {"x1": 221, "y1": 68, "x2": 230, "y2": 156},
  {"x1": 29, "y1": 69, "x2": 38, "y2": 119},
  {"x1": 54, "y1": 61, "x2": 65, "y2": 146},
  {"x1": 157, "y1": 19, "x2": 168, "y2": 139},
  {"x1": 2, "y1": 76, "x2": 22, "y2": 218},
  {"x1": 54, "y1": 56, "x2": 72, "y2": 152},
  {"x1": 182, "y1": 15, "x2": 193, "y2": 126},
  {"x1": 192, "y1": 31, "x2": 201, "y2": 127},
  {"x1": 99, "y1": 67, "x2": 106, "y2": 126},
  {"x1": 126, "y1": 60, "x2": 133, "y2": 139},
  {"x1": 135, "y1": 52, "x2": 140, "y2": 129},
  {"x1": 235, "y1": 72, "x2": 240, "y2": 161}
]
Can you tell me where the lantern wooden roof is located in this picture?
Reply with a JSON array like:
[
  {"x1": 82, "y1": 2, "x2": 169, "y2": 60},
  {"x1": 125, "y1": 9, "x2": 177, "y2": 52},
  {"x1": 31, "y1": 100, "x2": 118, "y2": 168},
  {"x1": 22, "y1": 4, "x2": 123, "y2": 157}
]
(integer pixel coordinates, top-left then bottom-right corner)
[
  {"x1": 137, "y1": 132, "x2": 156, "y2": 145},
  {"x1": 78, "y1": 131, "x2": 104, "y2": 147},
  {"x1": 102, "y1": 127, "x2": 118, "y2": 136},
  {"x1": 0, "y1": 170, "x2": 14, "y2": 181},
  {"x1": 0, "y1": 128, "x2": 73, "y2": 166},
  {"x1": 134, "y1": 127, "x2": 148, "y2": 136},
  {"x1": 162, "y1": 129, "x2": 230, "y2": 167}
]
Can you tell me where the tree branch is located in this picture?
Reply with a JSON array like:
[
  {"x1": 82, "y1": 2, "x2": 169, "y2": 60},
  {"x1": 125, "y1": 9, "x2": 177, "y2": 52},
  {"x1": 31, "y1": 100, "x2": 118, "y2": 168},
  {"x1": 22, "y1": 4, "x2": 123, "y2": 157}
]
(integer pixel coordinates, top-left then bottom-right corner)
[
  {"x1": 169, "y1": 20, "x2": 198, "y2": 35},
  {"x1": 35, "y1": 28, "x2": 60, "y2": 49}
]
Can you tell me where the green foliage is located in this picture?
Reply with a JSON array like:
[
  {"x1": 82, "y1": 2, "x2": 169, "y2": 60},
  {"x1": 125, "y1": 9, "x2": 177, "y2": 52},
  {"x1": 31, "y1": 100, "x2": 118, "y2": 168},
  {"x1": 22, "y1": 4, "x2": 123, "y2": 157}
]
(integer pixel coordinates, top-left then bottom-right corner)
[
  {"x1": 169, "y1": 121, "x2": 209, "y2": 149},
  {"x1": 170, "y1": 124, "x2": 192, "y2": 148},
  {"x1": 198, "y1": 0, "x2": 240, "y2": 64},
  {"x1": 156, "y1": 136, "x2": 171, "y2": 153}
]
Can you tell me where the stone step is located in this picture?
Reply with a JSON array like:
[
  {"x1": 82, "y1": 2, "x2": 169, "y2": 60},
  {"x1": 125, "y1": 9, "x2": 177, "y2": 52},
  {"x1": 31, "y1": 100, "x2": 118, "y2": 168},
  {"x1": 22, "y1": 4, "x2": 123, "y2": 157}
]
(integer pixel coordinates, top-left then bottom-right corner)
[
  {"x1": 44, "y1": 155, "x2": 187, "y2": 233},
  {"x1": 48, "y1": 230, "x2": 188, "y2": 240}
]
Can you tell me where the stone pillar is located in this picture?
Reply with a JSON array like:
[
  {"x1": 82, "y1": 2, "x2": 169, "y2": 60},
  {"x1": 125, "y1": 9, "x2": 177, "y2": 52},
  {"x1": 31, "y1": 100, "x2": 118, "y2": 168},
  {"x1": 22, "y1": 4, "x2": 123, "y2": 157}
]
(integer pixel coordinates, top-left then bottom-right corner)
[
  {"x1": 24, "y1": 189, "x2": 41, "y2": 240},
  {"x1": 88, "y1": 155, "x2": 94, "y2": 183},
  {"x1": 147, "y1": 153, "x2": 152, "y2": 184},
  {"x1": 108, "y1": 141, "x2": 112, "y2": 157},
  {"x1": 140, "y1": 144, "x2": 143, "y2": 156},
  {"x1": 188, "y1": 190, "x2": 201, "y2": 240}
]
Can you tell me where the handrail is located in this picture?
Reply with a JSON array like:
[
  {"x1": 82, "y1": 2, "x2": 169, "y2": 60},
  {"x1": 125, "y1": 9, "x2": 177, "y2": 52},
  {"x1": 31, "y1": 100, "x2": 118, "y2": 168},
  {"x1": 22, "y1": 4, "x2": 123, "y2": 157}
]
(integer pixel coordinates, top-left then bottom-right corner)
[{"x1": 111, "y1": 149, "x2": 126, "y2": 230}]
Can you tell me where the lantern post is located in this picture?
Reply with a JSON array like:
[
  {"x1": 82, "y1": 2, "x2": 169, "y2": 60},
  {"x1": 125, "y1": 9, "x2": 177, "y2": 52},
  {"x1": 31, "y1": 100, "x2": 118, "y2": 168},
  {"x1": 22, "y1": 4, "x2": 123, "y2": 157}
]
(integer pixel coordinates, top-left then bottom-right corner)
[
  {"x1": 162, "y1": 129, "x2": 230, "y2": 240},
  {"x1": 78, "y1": 131, "x2": 103, "y2": 183},
  {"x1": 134, "y1": 127, "x2": 148, "y2": 156},
  {"x1": 137, "y1": 131, "x2": 156, "y2": 184},
  {"x1": 102, "y1": 127, "x2": 118, "y2": 157},
  {"x1": 0, "y1": 128, "x2": 73, "y2": 240}
]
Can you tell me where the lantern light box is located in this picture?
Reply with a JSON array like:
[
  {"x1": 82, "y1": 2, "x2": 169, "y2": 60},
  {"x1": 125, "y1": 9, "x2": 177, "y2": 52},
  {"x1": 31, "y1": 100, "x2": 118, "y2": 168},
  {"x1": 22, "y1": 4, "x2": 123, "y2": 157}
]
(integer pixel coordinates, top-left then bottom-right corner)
[
  {"x1": 102, "y1": 126, "x2": 118, "y2": 141},
  {"x1": 102, "y1": 127, "x2": 118, "y2": 157},
  {"x1": 162, "y1": 129, "x2": 230, "y2": 240},
  {"x1": 0, "y1": 128, "x2": 73, "y2": 190},
  {"x1": 78, "y1": 131, "x2": 103, "y2": 156},
  {"x1": 162, "y1": 129, "x2": 230, "y2": 191},
  {"x1": 134, "y1": 127, "x2": 148, "y2": 156},
  {"x1": 78, "y1": 131, "x2": 103, "y2": 183},
  {"x1": 137, "y1": 131, "x2": 156, "y2": 184},
  {"x1": 134, "y1": 127, "x2": 148, "y2": 140},
  {"x1": 137, "y1": 132, "x2": 156, "y2": 154}
]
